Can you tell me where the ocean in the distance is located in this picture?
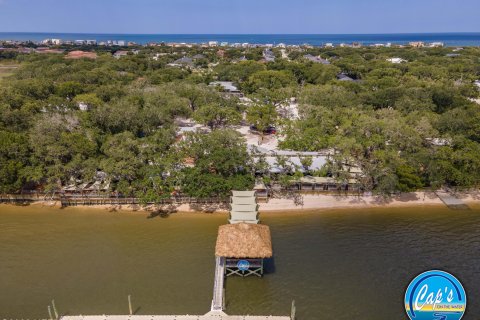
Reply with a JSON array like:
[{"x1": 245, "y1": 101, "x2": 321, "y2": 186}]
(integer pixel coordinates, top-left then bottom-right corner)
[{"x1": 1, "y1": 32, "x2": 480, "y2": 46}]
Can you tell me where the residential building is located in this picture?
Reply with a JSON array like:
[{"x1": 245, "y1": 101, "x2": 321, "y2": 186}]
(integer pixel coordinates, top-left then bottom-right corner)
[
  {"x1": 304, "y1": 54, "x2": 330, "y2": 64},
  {"x1": 387, "y1": 57, "x2": 407, "y2": 64},
  {"x1": 409, "y1": 41, "x2": 425, "y2": 48},
  {"x1": 209, "y1": 81, "x2": 242, "y2": 96},
  {"x1": 262, "y1": 49, "x2": 276, "y2": 62},
  {"x1": 429, "y1": 42, "x2": 444, "y2": 47},
  {"x1": 113, "y1": 50, "x2": 129, "y2": 59}
]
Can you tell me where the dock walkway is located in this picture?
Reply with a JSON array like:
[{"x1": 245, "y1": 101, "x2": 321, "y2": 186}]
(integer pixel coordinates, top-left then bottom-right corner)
[
  {"x1": 436, "y1": 191, "x2": 470, "y2": 209},
  {"x1": 61, "y1": 316, "x2": 290, "y2": 320},
  {"x1": 211, "y1": 257, "x2": 226, "y2": 311}
]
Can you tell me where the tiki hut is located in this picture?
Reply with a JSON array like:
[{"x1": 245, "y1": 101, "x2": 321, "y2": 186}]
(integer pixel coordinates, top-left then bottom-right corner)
[{"x1": 215, "y1": 223, "x2": 272, "y2": 277}]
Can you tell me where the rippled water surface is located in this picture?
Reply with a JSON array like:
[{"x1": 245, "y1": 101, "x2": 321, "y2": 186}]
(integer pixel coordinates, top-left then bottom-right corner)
[{"x1": 0, "y1": 205, "x2": 479, "y2": 319}]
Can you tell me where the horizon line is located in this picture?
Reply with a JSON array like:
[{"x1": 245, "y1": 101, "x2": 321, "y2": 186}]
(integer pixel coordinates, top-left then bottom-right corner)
[{"x1": 1, "y1": 31, "x2": 480, "y2": 36}]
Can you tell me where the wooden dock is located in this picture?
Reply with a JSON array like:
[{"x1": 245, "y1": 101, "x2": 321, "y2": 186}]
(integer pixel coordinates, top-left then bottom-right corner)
[
  {"x1": 61, "y1": 315, "x2": 290, "y2": 320},
  {"x1": 211, "y1": 257, "x2": 226, "y2": 311},
  {"x1": 436, "y1": 191, "x2": 470, "y2": 209}
]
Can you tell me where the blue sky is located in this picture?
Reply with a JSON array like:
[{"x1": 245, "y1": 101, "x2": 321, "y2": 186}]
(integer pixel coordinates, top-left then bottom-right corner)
[{"x1": 0, "y1": 0, "x2": 479, "y2": 34}]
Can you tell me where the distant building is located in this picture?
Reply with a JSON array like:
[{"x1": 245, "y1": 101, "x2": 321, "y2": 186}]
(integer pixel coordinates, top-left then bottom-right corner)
[
  {"x1": 113, "y1": 50, "x2": 129, "y2": 59},
  {"x1": 429, "y1": 42, "x2": 444, "y2": 48},
  {"x1": 409, "y1": 41, "x2": 425, "y2": 48},
  {"x1": 192, "y1": 54, "x2": 206, "y2": 60},
  {"x1": 337, "y1": 73, "x2": 355, "y2": 82},
  {"x1": 352, "y1": 42, "x2": 362, "y2": 48},
  {"x1": 78, "y1": 102, "x2": 90, "y2": 111},
  {"x1": 262, "y1": 49, "x2": 276, "y2": 62},
  {"x1": 42, "y1": 38, "x2": 62, "y2": 45},
  {"x1": 324, "y1": 43, "x2": 334, "y2": 48},
  {"x1": 216, "y1": 49, "x2": 226, "y2": 58},
  {"x1": 209, "y1": 81, "x2": 242, "y2": 96},
  {"x1": 387, "y1": 57, "x2": 407, "y2": 64},
  {"x1": 168, "y1": 56, "x2": 194, "y2": 68},
  {"x1": 220, "y1": 42, "x2": 229, "y2": 47},
  {"x1": 208, "y1": 41, "x2": 218, "y2": 47},
  {"x1": 117, "y1": 40, "x2": 126, "y2": 46},
  {"x1": 86, "y1": 40, "x2": 97, "y2": 45},
  {"x1": 303, "y1": 54, "x2": 330, "y2": 64}
]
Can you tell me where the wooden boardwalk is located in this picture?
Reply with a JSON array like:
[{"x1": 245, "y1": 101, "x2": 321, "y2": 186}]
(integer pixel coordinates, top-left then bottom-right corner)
[
  {"x1": 436, "y1": 191, "x2": 470, "y2": 209},
  {"x1": 211, "y1": 257, "x2": 226, "y2": 311},
  {"x1": 61, "y1": 315, "x2": 290, "y2": 320}
]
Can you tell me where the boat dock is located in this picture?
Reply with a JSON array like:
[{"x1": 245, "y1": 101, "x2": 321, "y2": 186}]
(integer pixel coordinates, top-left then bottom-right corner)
[
  {"x1": 436, "y1": 191, "x2": 470, "y2": 209},
  {"x1": 56, "y1": 190, "x2": 293, "y2": 320},
  {"x1": 61, "y1": 316, "x2": 290, "y2": 320},
  {"x1": 211, "y1": 257, "x2": 226, "y2": 311}
]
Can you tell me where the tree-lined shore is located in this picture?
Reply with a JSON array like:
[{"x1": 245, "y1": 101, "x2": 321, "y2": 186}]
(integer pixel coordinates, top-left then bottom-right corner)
[{"x1": 1, "y1": 44, "x2": 480, "y2": 201}]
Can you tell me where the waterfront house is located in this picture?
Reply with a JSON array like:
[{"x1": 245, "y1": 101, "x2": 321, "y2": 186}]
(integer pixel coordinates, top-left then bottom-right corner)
[
  {"x1": 289, "y1": 176, "x2": 360, "y2": 192},
  {"x1": 429, "y1": 42, "x2": 444, "y2": 47},
  {"x1": 215, "y1": 223, "x2": 272, "y2": 277},
  {"x1": 409, "y1": 41, "x2": 425, "y2": 48}
]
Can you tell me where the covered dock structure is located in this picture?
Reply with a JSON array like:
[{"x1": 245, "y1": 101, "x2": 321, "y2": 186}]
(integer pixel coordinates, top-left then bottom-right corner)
[{"x1": 215, "y1": 223, "x2": 273, "y2": 277}]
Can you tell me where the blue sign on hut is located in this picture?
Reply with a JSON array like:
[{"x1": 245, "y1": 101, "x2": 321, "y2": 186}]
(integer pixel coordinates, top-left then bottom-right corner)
[{"x1": 215, "y1": 223, "x2": 273, "y2": 277}]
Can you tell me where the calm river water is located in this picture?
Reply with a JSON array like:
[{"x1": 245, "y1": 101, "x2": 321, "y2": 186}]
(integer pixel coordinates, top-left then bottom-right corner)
[{"x1": 0, "y1": 205, "x2": 479, "y2": 319}]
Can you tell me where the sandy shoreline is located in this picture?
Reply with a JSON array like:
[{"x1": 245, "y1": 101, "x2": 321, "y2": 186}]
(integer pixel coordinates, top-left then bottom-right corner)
[{"x1": 3, "y1": 191, "x2": 480, "y2": 214}]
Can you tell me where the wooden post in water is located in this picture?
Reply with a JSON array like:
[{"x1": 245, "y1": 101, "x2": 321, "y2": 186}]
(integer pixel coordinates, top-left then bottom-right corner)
[
  {"x1": 128, "y1": 294, "x2": 133, "y2": 315},
  {"x1": 48, "y1": 305, "x2": 53, "y2": 320},
  {"x1": 52, "y1": 299, "x2": 59, "y2": 319},
  {"x1": 290, "y1": 300, "x2": 296, "y2": 320}
]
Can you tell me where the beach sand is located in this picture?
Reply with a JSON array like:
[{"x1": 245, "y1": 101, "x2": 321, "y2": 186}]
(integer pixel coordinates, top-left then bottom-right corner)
[{"x1": 7, "y1": 191, "x2": 480, "y2": 214}]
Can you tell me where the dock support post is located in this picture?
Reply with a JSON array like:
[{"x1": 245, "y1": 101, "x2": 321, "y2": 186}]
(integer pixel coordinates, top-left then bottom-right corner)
[
  {"x1": 52, "y1": 299, "x2": 59, "y2": 319},
  {"x1": 48, "y1": 305, "x2": 53, "y2": 320},
  {"x1": 290, "y1": 300, "x2": 296, "y2": 320},
  {"x1": 128, "y1": 294, "x2": 133, "y2": 315}
]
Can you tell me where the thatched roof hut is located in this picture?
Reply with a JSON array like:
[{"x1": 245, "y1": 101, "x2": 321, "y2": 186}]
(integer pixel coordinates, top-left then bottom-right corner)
[{"x1": 215, "y1": 223, "x2": 272, "y2": 259}]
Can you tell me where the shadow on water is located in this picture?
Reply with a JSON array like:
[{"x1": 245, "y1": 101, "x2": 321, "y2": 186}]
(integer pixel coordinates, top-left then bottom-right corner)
[
  {"x1": 147, "y1": 210, "x2": 172, "y2": 219},
  {"x1": 263, "y1": 257, "x2": 276, "y2": 274}
]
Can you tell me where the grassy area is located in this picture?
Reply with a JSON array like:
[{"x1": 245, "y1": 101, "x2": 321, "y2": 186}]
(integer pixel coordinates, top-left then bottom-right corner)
[{"x1": 0, "y1": 63, "x2": 19, "y2": 82}]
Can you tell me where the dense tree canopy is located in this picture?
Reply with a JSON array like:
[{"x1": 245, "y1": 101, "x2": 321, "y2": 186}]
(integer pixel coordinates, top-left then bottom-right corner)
[{"x1": 1, "y1": 44, "x2": 480, "y2": 198}]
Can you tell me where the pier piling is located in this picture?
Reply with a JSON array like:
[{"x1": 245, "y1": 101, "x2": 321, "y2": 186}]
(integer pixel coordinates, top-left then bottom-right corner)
[
  {"x1": 52, "y1": 299, "x2": 59, "y2": 319},
  {"x1": 128, "y1": 295, "x2": 133, "y2": 315}
]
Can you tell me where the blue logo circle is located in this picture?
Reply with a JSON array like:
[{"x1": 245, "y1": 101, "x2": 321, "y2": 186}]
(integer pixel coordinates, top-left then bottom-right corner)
[
  {"x1": 405, "y1": 270, "x2": 466, "y2": 320},
  {"x1": 237, "y1": 260, "x2": 250, "y2": 271}
]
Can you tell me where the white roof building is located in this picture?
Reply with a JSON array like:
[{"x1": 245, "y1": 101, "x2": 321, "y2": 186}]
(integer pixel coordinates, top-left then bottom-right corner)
[{"x1": 387, "y1": 57, "x2": 407, "y2": 64}]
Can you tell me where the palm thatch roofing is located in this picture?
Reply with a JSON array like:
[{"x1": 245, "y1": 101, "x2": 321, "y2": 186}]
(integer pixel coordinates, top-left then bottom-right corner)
[{"x1": 215, "y1": 223, "x2": 273, "y2": 259}]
